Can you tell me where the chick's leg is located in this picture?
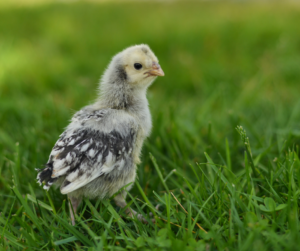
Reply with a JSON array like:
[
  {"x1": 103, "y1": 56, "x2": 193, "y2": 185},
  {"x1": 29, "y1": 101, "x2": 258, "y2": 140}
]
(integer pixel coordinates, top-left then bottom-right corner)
[
  {"x1": 68, "y1": 196, "x2": 82, "y2": 226},
  {"x1": 113, "y1": 193, "x2": 155, "y2": 224}
]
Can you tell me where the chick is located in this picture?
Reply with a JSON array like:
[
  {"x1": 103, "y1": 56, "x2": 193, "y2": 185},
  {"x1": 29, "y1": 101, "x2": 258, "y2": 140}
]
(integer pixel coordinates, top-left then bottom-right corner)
[{"x1": 36, "y1": 44, "x2": 164, "y2": 225}]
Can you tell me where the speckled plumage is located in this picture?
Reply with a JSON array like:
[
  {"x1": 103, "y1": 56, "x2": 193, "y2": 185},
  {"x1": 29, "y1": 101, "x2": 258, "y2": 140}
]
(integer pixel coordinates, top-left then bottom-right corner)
[{"x1": 36, "y1": 44, "x2": 164, "y2": 225}]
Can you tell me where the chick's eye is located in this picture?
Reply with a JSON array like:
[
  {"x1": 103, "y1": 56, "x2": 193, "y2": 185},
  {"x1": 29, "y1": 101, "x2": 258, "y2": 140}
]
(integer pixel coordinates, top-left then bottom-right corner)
[{"x1": 134, "y1": 63, "x2": 143, "y2": 70}]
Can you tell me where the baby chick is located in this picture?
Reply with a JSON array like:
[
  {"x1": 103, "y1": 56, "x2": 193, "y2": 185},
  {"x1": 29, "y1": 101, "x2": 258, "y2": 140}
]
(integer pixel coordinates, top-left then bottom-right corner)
[{"x1": 36, "y1": 44, "x2": 164, "y2": 225}]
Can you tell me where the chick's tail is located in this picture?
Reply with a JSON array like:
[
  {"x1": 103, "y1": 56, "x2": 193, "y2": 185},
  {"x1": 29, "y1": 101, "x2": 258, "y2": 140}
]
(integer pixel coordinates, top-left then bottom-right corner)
[{"x1": 36, "y1": 162, "x2": 57, "y2": 191}]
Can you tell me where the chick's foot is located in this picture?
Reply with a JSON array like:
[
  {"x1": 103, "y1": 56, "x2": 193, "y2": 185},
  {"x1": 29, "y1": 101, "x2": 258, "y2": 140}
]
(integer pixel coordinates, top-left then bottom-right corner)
[
  {"x1": 114, "y1": 194, "x2": 157, "y2": 224},
  {"x1": 127, "y1": 208, "x2": 156, "y2": 224}
]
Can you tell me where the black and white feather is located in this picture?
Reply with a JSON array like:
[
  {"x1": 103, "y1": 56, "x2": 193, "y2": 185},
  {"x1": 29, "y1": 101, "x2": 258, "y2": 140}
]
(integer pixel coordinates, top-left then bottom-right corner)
[{"x1": 37, "y1": 108, "x2": 139, "y2": 197}]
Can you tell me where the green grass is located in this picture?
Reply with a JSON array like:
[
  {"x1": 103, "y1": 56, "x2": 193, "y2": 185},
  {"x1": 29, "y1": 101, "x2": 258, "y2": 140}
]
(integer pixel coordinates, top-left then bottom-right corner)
[{"x1": 1, "y1": 1, "x2": 300, "y2": 250}]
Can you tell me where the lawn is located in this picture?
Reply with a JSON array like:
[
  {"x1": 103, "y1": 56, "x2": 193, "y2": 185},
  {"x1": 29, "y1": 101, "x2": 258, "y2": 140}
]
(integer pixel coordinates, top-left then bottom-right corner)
[{"x1": 1, "y1": 1, "x2": 300, "y2": 250}]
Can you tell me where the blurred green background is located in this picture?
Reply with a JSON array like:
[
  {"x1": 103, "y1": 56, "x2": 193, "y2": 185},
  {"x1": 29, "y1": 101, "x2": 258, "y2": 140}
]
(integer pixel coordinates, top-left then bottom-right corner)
[{"x1": 1, "y1": 1, "x2": 300, "y2": 249}]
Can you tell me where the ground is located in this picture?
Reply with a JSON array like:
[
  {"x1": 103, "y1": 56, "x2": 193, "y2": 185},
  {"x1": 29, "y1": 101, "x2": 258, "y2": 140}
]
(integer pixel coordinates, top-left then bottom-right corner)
[{"x1": 1, "y1": 1, "x2": 300, "y2": 250}]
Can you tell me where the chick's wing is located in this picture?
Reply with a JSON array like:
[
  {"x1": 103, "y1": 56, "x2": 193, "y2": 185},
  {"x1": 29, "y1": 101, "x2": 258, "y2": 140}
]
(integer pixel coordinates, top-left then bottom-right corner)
[{"x1": 38, "y1": 107, "x2": 138, "y2": 193}]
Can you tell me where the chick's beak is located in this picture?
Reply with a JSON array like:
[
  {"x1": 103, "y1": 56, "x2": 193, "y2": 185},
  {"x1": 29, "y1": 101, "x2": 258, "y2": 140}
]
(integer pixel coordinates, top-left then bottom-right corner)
[{"x1": 146, "y1": 62, "x2": 165, "y2": 77}]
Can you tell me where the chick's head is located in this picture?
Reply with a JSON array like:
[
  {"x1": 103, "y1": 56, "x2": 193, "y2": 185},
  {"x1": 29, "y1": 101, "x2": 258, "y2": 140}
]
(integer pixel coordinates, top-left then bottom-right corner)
[
  {"x1": 104, "y1": 44, "x2": 164, "y2": 89},
  {"x1": 122, "y1": 44, "x2": 164, "y2": 85}
]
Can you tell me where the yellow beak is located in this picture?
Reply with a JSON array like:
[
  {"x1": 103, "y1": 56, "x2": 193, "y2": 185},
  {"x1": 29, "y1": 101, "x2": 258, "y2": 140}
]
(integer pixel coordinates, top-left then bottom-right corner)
[{"x1": 146, "y1": 62, "x2": 165, "y2": 77}]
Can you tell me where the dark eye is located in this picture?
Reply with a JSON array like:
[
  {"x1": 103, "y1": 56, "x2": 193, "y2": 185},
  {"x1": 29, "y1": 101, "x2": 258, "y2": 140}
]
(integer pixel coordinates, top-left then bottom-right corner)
[{"x1": 134, "y1": 63, "x2": 143, "y2": 70}]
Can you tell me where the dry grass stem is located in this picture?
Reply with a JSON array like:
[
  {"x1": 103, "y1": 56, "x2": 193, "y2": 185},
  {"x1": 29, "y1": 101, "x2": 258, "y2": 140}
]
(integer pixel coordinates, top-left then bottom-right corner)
[{"x1": 171, "y1": 192, "x2": 207, "y2": 233}]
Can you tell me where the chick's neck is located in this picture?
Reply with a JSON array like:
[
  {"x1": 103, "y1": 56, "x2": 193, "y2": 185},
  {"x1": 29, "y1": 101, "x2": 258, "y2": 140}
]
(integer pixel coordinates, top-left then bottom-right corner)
[{"x1": 97, "y1": 82, "x2": 149, "y2": 112}]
